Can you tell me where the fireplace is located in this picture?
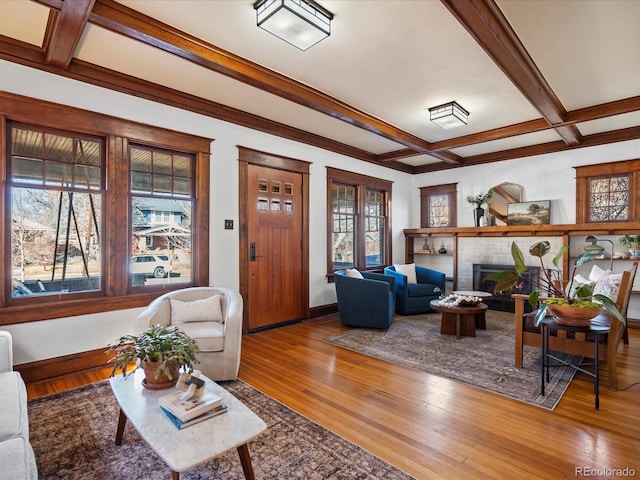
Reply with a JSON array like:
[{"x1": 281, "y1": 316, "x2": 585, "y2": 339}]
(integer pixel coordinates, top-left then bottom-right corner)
[{"x1": 473, "y1": 264, "x2": 540, "y2": 312}]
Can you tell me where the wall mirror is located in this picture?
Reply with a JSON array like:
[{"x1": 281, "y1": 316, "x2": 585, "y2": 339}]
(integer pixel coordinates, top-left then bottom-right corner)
[{"x1": 488, "y1": 182, "x2": 523, "y2": 226}]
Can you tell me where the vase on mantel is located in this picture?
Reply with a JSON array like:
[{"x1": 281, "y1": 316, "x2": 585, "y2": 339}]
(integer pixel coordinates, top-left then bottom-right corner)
[{"x1": 473, "y1": 207, "x2": 484, "y2": 227}]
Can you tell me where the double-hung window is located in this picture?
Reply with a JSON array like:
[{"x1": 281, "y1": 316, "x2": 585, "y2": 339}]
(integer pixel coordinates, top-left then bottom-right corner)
[
  {"x1": 130, "y1": 146, "x2": 194, "y2": 287},
  {"x1": 327, "y1": 167, "x2": 392, "y2": 275}
]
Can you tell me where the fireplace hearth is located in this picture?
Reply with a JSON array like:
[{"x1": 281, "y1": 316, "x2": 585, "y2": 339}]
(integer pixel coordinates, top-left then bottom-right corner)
[{"x1": 473, "y1": 264, "x2": 540, "y2": 312}]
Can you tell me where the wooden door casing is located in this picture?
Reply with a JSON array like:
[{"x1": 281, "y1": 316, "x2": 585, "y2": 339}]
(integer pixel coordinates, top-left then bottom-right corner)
[{"x1": 238, "y1": 148, "x2": 310, "y2": 332}]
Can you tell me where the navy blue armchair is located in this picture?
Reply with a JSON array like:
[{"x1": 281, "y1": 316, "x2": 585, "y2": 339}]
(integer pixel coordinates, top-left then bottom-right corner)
[
  {"x1": 384, "y1": 265, "x2": 445, "y2": 315},
  {"x1": 334, "y1": 270, "x2": 396, "y2": 329}
]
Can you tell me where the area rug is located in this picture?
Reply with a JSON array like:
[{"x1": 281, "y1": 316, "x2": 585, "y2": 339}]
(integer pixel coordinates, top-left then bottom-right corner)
[
  {"x1": 28, "y1": 380, "x2": 414, "y2": 480},
  {"x1": 323, "y1": 310, "x2": 579, "y2": 410}
]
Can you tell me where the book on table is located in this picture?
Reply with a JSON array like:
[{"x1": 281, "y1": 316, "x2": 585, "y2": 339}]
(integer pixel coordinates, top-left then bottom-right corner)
[
  {"x1": 159, "y1": 389, "x2": 223, "y2": 422},
  {"x1": 161, "y1": 403, "x2": 228, "y2": 430}
]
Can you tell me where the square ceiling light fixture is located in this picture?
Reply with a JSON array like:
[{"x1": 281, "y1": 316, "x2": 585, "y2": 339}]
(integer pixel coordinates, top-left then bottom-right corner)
[
  {"x1": 429, "y1": 101, "x2": 469, "y2": 129},
  {"x1": 254, "y1": 0, "x2": 333, "y2": 51}
]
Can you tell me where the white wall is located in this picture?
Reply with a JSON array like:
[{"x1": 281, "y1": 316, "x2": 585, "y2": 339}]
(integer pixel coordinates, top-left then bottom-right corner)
[
  {"x1": 412, "y1": 139, "x2": 640, "y2": 227},
  {"x1": 0, "y1": 60, "x2": 412, "y2": 364},
  {"x1": 2, "y1": 60, "x2": 639, "y2": 364}
]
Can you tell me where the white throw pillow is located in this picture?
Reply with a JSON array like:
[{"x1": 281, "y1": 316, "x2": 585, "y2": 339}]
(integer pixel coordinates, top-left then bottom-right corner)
[
  {"x1": 593, "y1": 270, "x2": 623, "y2": 302},
  {"x1": 345, "y1": 268, "x2": 364, "y2": 279},
  {"x1": 394, "y1": 263, "x2": 417, "y2": 284},
  {"x1": 567, "y1": 273, "x2": 594, "y2": 299},
  {"x1": 170, "y1": 295, "x2": 223, "y2": 324},
  {"x1": 588, "y1": 264, "x2": 607, "y2": 283}
]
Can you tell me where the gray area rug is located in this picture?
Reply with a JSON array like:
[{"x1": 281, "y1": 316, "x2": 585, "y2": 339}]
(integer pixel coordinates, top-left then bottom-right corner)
[
  {"x1": 28, "y1": 380, "x2": 414, "y2": 480},
  {"x1": 324, "y1": 309, "x2": 579, "y2": 410}
]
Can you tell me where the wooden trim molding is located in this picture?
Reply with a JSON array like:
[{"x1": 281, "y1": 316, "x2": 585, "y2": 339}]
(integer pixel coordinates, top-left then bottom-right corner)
[
  {"x1": 15, "y1": 347, "x2": 114, "y2": 384},
  {"x1": 238, "y1": 146, "x2": 311, "y2": 333},
  {"x1": 574, "y1": 159, "x2": 640, "y2": 223}
]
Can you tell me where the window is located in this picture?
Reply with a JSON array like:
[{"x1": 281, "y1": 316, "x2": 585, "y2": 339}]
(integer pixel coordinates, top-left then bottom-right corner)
[
  {"x1": 1, "y1": 93, "x2": 210, "y2": 325},
  {"x1": 130, "y1": 146, "x2": 193, "y2": 287},
  {"x1": 587, "y1": 175, "x2": 628, "y2": 222},
  {"x1": 575, "y1": 160, "x2": 640, "y2": 223},
  {"x1": 9, "y1": 125, "x2": 103, "y2": 299},
  {"x1": 420, "y1": 183, "x2": 457, "y2": 228},
  {"x1": 327, "y1": 167, "x2": 392, "y2": 274}
]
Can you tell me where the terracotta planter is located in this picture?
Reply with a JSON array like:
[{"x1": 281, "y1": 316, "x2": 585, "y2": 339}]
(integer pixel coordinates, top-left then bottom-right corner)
[
  {"x1": 141, "y1": 361, "x2": 180, "y2": 390},
  {"x1": 546, "y1": 303, "x2": 603, "y2": 327}
]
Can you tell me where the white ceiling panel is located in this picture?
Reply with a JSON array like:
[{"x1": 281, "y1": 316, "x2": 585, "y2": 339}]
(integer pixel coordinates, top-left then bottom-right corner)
[{"x1": 0, "y1": 1, "x2": 49, "y2": 47}]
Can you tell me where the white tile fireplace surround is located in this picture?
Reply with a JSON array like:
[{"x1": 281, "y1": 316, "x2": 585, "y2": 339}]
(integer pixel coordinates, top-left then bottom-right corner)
[{"x1": 456, "y1": 236, "x2": 564, "y2": 291}]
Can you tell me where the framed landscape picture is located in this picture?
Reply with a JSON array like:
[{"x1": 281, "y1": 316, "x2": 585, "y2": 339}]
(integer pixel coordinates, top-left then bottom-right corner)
[{"x1": 507, "y1": 200, "x2": 551, "y2": 226}]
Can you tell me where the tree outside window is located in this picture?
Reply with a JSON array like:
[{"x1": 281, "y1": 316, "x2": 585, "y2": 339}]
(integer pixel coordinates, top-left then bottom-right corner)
[
  {"x1": 589, "y1": 175, "x2": 629, "y2": 221},
  {"x1": 9, "y1": 125, "x2": 102, "y2": 298},
  {"x1": 327, "y1": 168, "x2": 391, "y2": 275},
  {"x1": 575, "y1": 160, "x2": 639, "y2": 223},
  {"x1": 420, "y1": 183, "x2": 457, "y2": 228}
]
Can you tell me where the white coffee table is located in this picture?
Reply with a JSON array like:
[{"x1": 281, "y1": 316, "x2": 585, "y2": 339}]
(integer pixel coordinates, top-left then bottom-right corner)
[{"x1": 110, "y1": 370, "x2": 266, "y2": 480}]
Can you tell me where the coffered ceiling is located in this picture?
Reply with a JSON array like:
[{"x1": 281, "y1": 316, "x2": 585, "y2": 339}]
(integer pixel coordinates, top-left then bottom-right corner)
[{"x1": 1, "y1": 0, "x2": 639, "y2": 173}]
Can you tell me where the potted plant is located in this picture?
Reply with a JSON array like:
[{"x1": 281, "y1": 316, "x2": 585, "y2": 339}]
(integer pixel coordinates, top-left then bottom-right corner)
[
  {"x1": 487, "y1": 241, "x2": 624, "y2": 327},
  {"x1": 106, "y1": 325, "x2": 200, "y2": 389},
  {"x1": 466, "y1": 191, "x2": 493, "y2": 227},
  {"x1": 619, "y1": 235, "x2": 640, "y2": 259}
]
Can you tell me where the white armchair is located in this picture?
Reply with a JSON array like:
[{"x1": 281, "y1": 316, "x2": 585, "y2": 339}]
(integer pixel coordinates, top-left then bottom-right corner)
[{"x1": 134, "y1": 287, "x2": 243, "y2": 381}]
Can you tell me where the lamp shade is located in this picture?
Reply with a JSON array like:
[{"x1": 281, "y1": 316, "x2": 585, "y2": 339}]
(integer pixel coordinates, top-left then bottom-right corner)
[
  {"x1": 585, "y1": 235, "x2": 614, "y2": 270},
  {"x1": 254, "y1": 0, "x2": 333, "y2": 51},
  {"x1": 429, "y1": 101, "x2": 469, "y2": 129}
]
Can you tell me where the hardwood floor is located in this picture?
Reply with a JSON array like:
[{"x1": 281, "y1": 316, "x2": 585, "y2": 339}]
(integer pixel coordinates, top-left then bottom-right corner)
[{"x1": 27, "y1": 314, "x2": 640, "y2": 479}]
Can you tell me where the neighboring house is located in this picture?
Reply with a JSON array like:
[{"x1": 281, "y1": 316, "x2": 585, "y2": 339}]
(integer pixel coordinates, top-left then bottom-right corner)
[{"x1": 132, "y1": 199, "x2": 191, "y2": 253}]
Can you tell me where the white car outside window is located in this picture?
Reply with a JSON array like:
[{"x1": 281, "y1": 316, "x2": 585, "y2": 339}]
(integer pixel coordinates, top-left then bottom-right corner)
[{"x1": 131, "y1": 254, "x2": 171, "y2": 278}]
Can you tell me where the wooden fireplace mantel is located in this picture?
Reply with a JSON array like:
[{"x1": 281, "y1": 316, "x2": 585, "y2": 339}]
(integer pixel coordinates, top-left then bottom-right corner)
[
  {"x1": 403, "y1": 221, "x2": 640, "y2": 239},
  {"x1": 403, "y1": 221, "x2": 640, "y2": 327}
]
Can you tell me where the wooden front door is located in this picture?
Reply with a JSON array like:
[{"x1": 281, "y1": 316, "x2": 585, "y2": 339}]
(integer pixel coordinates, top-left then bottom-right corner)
[{"x1": 243, "y1": 160, "x2": 307, "y2": 331}]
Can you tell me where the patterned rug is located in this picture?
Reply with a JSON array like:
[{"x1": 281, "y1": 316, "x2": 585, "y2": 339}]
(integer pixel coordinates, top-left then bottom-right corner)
[
  {"x1": 323, "y1": 309, "x2": 579, "y2": 410},
  {"x1": 28, "y1": 380, "x2": 413, "y2": 480}
]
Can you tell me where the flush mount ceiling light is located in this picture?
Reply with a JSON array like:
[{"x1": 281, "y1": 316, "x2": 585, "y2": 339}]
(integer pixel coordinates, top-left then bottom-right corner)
[
  {"x1": 429, "y1": 101, "x2": 469, "y2": 129},
  {"x1": 254, "y1": 0, "x2": 333, "y2": 51}
]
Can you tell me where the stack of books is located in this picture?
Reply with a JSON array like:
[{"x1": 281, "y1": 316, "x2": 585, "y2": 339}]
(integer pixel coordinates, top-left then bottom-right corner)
[{"x1": 159, "y1": 389, "x2": 228, "y2": 429}]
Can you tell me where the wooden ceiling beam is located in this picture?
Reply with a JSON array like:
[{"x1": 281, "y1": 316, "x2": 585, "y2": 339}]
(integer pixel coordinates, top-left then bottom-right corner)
[
  {"x1": 442, "y1": 0, "x2": 581, "y2": 146},
  {"x1": 44, "y1": 0, "x2": 95, "y2": 68},
  {"x1": 0, "y1": 35, "x2": 418, "y2": 172},
  {"x1": 381, "y1": 95, "x2": 640, "y2": 159},
  {"x1": 15, "y1": 1, "x2": 640, "y2": 173},
  {"x1": 81, "y1": 0, "x2": 463, "y2": 163},
  {"x1": 414, "y1": 125, "x2": 640, "y2": 173}
]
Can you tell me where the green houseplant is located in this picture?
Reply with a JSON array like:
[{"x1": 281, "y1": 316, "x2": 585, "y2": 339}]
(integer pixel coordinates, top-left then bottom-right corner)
[
  {"x1": 487, "y1": 241, "x2": 624, "y2": 326},
  {"x1": 107, "y1": 325, "x2": 200, "y2": 389},
  {"x1": 619, "y1": 235, "x2": 640, "y2": 258}
]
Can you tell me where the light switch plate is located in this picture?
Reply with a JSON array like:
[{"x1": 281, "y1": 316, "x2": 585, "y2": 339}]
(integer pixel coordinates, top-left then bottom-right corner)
[{"x1": 224, "y1": 219, "x2": 234, "y2": 230}]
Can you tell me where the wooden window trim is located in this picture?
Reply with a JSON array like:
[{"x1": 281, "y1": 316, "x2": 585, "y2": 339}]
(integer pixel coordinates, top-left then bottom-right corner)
[
  {"x1": 326, "y1": 167, "x2": 392, "y2": 278},
  {"x1": 575, "y1": 159, "x2": 640, "y2": 223},
  {"x1": 0, "y1": 92, "x2": 211, "y2": 326},
  {"x1": 420, "y1": 183, "x2": 457, "y2": 228}
]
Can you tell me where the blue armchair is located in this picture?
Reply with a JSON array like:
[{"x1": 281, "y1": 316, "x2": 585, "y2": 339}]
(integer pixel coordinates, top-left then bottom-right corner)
[
  {"x1": 334, "y1": 270, "x2": 396, "y2": 329},
  {"x1": 384, "y1": 264, "x2": 445, "y2": 315}
]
